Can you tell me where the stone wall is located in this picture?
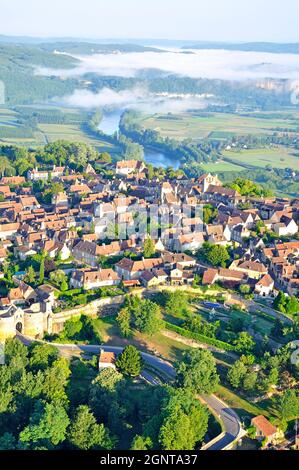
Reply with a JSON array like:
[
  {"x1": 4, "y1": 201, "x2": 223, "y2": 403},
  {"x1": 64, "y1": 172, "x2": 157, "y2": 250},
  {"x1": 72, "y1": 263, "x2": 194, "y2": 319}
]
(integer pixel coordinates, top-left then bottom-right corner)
[{"x1": 51, "y1": 295, "x2": 124, "y2": 334}]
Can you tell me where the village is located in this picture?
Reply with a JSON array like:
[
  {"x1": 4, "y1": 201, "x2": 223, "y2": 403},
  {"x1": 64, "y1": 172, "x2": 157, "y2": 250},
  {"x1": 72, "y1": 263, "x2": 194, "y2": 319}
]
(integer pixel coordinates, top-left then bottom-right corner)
[{"x1": 0, "y1": 157, "x2": 298, "y2": 340}]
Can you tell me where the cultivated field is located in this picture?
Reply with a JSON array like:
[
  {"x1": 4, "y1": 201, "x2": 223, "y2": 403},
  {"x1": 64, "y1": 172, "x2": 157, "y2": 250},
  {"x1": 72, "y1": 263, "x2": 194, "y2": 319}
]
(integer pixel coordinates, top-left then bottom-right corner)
[
  {"x1": 37, "y1": 123, "x2": 118, "y2": 153},
  {"x1": 223, "y1": 146, "x2": 299, "y2": 170},
  {"x1": 136, "y1": 111, "x2": 299, "y2": 141},
  {"x1": 0, "y1": 106, "x2": 120, "y2": 153}
]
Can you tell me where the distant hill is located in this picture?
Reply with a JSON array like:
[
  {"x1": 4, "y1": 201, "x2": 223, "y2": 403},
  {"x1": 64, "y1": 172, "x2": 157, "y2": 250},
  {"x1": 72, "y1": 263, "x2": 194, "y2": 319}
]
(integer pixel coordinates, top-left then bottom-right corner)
[{"x1": 182, "y1": 42, "x2": 299, "y2": 54}]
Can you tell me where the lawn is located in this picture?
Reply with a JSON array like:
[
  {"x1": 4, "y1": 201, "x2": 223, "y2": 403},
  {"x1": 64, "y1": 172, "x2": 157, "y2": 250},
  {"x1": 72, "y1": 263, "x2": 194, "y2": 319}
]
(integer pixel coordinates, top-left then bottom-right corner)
[
  {"x1": 223, "y1": 146, "x2": 299, "y2": 170},
  {"x1": 93, "y1": 315, "x2": 189, "y2": 363},
  {"x1": 216, "y1": 385, "x2": 271, "y2": 420}
]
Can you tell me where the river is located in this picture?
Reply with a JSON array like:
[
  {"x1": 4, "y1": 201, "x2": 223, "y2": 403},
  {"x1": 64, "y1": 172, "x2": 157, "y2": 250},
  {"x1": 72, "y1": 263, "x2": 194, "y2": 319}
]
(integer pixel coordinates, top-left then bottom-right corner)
[{"x1": 98, "y1": 110, "x2": 180, "y2": 169}]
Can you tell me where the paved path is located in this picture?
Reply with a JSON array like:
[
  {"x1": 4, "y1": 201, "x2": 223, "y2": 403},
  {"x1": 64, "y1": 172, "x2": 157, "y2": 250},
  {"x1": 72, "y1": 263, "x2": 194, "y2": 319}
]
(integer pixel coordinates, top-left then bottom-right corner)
[{"x1": 19, "y1": 335, "x2": 243, "y2": 451}]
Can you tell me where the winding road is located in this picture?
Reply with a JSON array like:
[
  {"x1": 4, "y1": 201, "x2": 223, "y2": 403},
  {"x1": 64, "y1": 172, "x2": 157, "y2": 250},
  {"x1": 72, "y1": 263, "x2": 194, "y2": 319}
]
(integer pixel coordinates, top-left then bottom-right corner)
[{"x1": 18, "y1": 335, "x2": 243, "y2": 451}]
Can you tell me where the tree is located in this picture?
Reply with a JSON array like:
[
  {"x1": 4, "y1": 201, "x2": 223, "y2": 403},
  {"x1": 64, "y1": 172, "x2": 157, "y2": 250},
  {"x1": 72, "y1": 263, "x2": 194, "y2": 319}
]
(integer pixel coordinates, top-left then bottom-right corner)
[
  {"x1": 99, "y1": 152, "x2": 112, "y2": 163},
  {"x1": 234, "y1": 332, "x2": 255, "y2": 353},
  {"x1": 50, "y1": 270, "x2": 68, "y2": 291},
  {"x1": 239, "y1": 284, "x2": 251, "y2": 295},
  {"x1": 176, "y1": 349, "x2": 219, "y2": 395},
  {"x1": 134, "y1": 300, "x2": 164, "y2": 336},
  {"x1": 4, "y1": 337, "x2": 29, "y2": 373},
  {"x1": 116, "y1": 307, "x2": 132, "y2": 337},
  {"x1": 63, "y1": 317, "x2": 83, "y2": 339},
  {"x1": 143, "y1": 237, "x2": 155, "y2": 258},
  {"x1": 200, "y1": 242, "x2": 230, "y2": 267},
  {"x1": 274, "y1": 292, "x2": 299, "y2": 316},
  {"x1": 42, "y1": 357, "x2": 71, "y2": 403},
  {"x1": 69, "y1": 405, "x2": 114, "y2": 450},
  {"x1": 0, "y1": 366, "x2": 13, "y2": 413},
  {"x1": 278, "y1": 389, "x2": 299, "y2": 421},
  {"x1": 273, "y1": 291, "x2": 287, "y2": 313},
  {"x1": 228, "y1": 178, "x2": 272, "y2": 198},
  {"x1": 89, "y1": 368, "x2": 124, "y2": 431},
  {"x1": 227, "y1": 360, "x2": 247, "y2": 388},
  {"x1": 165, "y1": 291, "x2": 189, "y2": 316},
  {"x1": 115, "y1": 345, "x2": 143, "y2": 377},
  {"x1": 203, "y1": 205, "x2": 218, "y2": 224},
  {"x1": 243, "y1": 371, "x2": 258, "y2": 392},
  {"x1": 39, "y1": 256, "x2": 45, "y2": 285},
  {"x1": 131, "y1": 435, "x2": 152, "y2": 450},
  {"x1": 19, "y1": 401, "x2": 70, "y2": 448},
  {"x1": 158, "y1": 388, "x2": 209, "y2": 450},
  {"x1": 285, "y1": 296, "x2": 299, "y2": 316},
  {"x1": 0, "y1": 433, "x2": 16, "y2": 450},
  {"x1": 29, "y1": 343, "x2": 59, "y2": 372},
  {"x1": 26, "y1": 265, "x2": 36, "y2": 285},
  {"x1": 271, "y1": 318, "x2": 284, "y2": 338}
]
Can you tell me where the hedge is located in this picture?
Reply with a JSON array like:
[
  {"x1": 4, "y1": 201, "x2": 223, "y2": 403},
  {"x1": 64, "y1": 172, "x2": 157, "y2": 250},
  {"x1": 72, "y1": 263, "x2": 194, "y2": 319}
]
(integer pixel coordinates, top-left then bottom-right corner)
[{"x1": 165, "y1": 322, "x2": 236, "y2": 352}]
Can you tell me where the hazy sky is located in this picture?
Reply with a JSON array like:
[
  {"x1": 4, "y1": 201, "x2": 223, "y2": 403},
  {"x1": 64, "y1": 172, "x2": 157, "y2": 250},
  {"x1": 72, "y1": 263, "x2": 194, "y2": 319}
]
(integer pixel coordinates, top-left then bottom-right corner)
[{"x1": 0, "y1": 0, "x2": 298, "y2": 42}]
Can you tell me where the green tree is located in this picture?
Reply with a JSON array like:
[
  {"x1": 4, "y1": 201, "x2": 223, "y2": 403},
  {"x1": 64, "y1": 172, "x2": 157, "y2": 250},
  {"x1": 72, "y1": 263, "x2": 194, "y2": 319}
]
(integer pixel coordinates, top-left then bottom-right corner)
[
  {"x1": 115, "y1": 345, "x2": 143, "y2": 377},
  {"x1": 42, "y1": 357, "x2": 71, "y2": 403},
  {"x1": 0, "y1": 366, "x2": 13, "y2": 413},
  {"x1": 200, "y1": 242, "x2": 230, "y2": 267},
  {"x1": 63, "y1": 317, "x2": 83, "y2": 339},
  {"x1": 239, "y1": 284, "x2": 251, "y2": 295},
  {"x1": 227, "y1": 360, "x2": 247, "y2": 388},
  {"x1": 203, "y1": 205, "x2": 218, "y2": 224},
  {"x1": 50, "y1": 270, "x2": 68, "y2": 290},
  {"x1": 39, "y1": 256, "x2": 45, "y2": 285},
  {"x1": 158, "y1": 388, "x2": 209, "y2": 450},
  {"x1": 165, "y1": 291, "x2": 189, "y2": 316},
  {"x1": 69, "y1": 405, "x2": 114, "y2": 450},
  {"x1": 19, "y1": 401, "x2": 70, "y2": 448},
  {"x1": 99, "y1": 152, "x2": 112, "y2": 163},
  {"x1": 26, "y1": 265, "x2": 36, "y2": 285},
  {"x1": 0, "y1": 433, "x2": 16, "y2": 450},
  {"x1": 243, "y1": 371, "x2": 258, "y2": 392},
  {"x1": 29, "y1": 343, "x2": 59, "y2": 372},
  {"x1": 116, "y1": 307, "x2": 132, "y2": 337},
  {"x1": 278, "y1": 389, "x2": 299, "y2": 421},
  {"x1": 273, "y1": 291, "x2": 287, "y2": 313},
  {"x1": 176, "y1": 349, "x2": 219, "y2": 395},
  {"x1": 89, "y1": 368, "x2": 124, "y2": 431},
  {"x1": 234, "y1": 332, "x2": 255, "y2": 353},
  {"x1": 134, "y1": 299, "x2": 164, "y2": 336},
  {"x1": 4, "y1": 337, "x2": 29, "y2": 375},
  {"x1": 143, "y1": 237, "x2": 156, "y2": 258},
  {"x1": 131, "y1": 435, "x2": 152, "y2": 450}
]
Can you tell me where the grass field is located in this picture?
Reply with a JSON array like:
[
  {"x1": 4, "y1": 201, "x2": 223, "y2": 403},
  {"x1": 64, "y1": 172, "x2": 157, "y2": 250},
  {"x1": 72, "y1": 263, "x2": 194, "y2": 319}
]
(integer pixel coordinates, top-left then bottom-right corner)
[
  {"x1": 37, "y1": 123, "x2": 119, "y2": 153},
  {"x1": 0, "y1": 106, "x2": 120, "y2": 153},
  {"x1": 93, "y1": 316, "x2": 189, "y2": 363},
  {"x1": 136, "y1": 111, "x2": 299, "y2": 141},
  {"x1": 223, "y1": 146, "x2": 299, "y2": 170},
  {"x1": 0, "y1": 107, "x2": 18, "y2": 126},
  {"x1": 216, "y1": 385, "x2": 271, "y2": 419},
  {"x1": 200, "y1": 161, "x2": 244, "y2": 172}
]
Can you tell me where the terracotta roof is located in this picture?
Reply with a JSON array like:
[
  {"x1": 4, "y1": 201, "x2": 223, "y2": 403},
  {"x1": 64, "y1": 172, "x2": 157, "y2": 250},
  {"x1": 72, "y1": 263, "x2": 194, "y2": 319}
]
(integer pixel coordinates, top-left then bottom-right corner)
[
  {"x1": 202, "y1": 268, "x2": 218, "y2": 285},
  {"x1": 256, "y1": 274, "x2": 274, "y2": 287},
  {"x1": 99, "y1": 350, "x2": 116, "y2": 364},
  {"x1": 236, "y1": 260, "x2": 267, "y2": 273},
  {"x1": 251, "y1": 415, "x2": 277, "y2": 437}
]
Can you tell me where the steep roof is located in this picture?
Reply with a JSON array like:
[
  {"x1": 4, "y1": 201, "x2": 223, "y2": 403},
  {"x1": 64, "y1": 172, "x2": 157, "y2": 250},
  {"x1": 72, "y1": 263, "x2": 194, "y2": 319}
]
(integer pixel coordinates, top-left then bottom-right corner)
[{"x1": 251, "y1": 415, "x2": 277, "y2": 437}]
